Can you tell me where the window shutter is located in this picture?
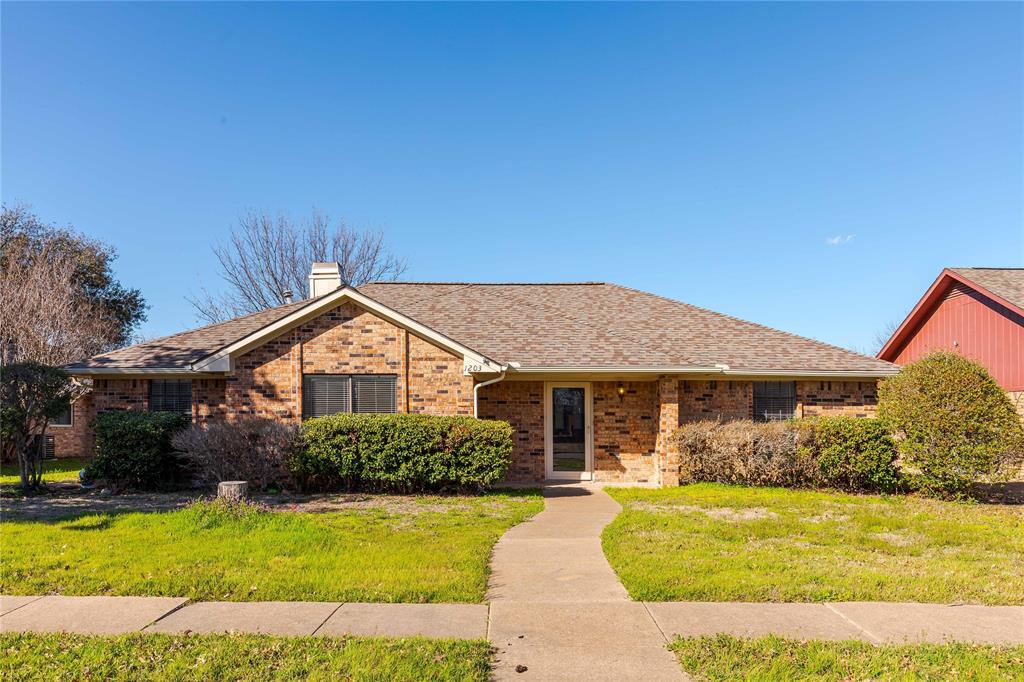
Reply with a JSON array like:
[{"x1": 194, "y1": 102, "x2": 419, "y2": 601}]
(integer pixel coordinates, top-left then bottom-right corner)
[
  {"x1": 353, "y1": 375, "x2": 397, "y2": 413},
  {"x1": 303, "y1": 375, "x2": 351, "y2": 418}
]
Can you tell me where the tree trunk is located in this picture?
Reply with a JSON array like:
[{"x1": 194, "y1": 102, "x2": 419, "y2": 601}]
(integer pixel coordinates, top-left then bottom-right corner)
[{"x1": 217, "y1": 480, "x2": 248, "y2": 502}]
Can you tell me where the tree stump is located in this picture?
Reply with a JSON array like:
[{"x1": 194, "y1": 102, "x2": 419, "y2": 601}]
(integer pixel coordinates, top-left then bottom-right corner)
[{"x1": 217, "y1": 480, "x2": 248, "y2": 502}]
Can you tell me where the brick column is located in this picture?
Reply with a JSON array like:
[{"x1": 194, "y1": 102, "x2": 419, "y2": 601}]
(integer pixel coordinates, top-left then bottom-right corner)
[{"x1": 655, "y1": 376, "x2": 680, "y2": 487}]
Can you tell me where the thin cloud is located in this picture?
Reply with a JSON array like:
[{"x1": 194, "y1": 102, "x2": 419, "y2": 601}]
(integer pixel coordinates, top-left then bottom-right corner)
[{"x1": 825, "y1": 234, "x2": 855, "y2": 246}]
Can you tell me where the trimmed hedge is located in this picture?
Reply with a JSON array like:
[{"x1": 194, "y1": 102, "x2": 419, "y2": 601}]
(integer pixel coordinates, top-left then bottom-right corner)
[
  {"x1": 676, "y1": 416, "x2": 902, "y2": 493},
  {"x1": 294, "y1": 413, "x2": 513, "y2": 492},
  {"x1": 85, "y1": 411, "x2": 188, "y2": 490},
  {"x1": 814, "y1": 416, "x2": 901, "y2": 493}
]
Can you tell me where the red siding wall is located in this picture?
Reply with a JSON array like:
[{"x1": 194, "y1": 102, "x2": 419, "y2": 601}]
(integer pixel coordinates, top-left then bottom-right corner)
[{"x1": 889, "y1": 282, "x2": 1024, "y2": 391}]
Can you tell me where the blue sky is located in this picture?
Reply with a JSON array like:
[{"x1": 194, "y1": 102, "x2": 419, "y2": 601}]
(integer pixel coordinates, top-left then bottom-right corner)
[{"x1": 3, "y1": 2, "x2": 1021, "y2": 353}]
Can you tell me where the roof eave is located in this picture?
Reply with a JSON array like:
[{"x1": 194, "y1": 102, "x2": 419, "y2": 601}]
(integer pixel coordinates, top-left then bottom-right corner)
[
  {"x1": 510, "y1": 365, "x2": 897, "y2": 378},
  {"x1": 65, "y1": 367, "x2": 227, "y2": 376}
]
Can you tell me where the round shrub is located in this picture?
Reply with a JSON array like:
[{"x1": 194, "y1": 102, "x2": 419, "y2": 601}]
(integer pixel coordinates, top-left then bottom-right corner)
[
  {"x1": 85, "y1": 411, "x2": 189, "y2": 489},
  {"x1": 813, "y1": 416, "x2": 901, "y2": 493},
  {"x1": 294, "y1": 413, "x2": 513, "y2": 493},
  {"x1": 877, "y1": 351, "x2": 1024, "y2": 498}
]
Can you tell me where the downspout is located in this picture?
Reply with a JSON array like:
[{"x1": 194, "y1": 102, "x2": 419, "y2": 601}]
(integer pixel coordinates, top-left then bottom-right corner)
[{"x1": 473, "y1": 364, "x2": 509, "y2": 418}]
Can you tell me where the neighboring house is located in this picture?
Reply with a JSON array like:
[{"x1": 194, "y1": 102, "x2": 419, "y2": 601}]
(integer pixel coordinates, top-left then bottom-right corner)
[
  {"x1": 61, "y1": 263, "x2": 895, "y2": 485},
  {"x1": 878, "y1": 267, "x2": 1024, "y2": 414}
]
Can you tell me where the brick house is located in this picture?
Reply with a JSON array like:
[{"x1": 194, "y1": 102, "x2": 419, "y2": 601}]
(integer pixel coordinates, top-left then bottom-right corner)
[
  {"x1": 62, "y1": 263, "x2": 896, "y2": 485},
  {"x1": 878, "y1": 267, "x2": 1024, "y2": 415}
]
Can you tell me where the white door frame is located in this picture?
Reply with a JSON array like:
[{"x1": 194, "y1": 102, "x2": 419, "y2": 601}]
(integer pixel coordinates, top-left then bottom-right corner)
[{"x1": 544, "y1": 381, "x2": 593, "y2": 481}]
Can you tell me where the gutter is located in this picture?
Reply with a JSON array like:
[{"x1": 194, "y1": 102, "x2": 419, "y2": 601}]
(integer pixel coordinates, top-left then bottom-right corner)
[
  {"x1": 473, "y1": 363, "x2": 517, "y2": 418},
  {"x1": 507, "y1": 365, "x2": 898, "y2": 378}
]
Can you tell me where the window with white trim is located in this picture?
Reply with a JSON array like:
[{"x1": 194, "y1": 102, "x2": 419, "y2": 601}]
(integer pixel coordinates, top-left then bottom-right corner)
[
  {"x1": 149, "y1": 380, "x2": 193, "y2": 416},
  {"x1": 302, "y1": 375, "x2": 397, "y2": 418},
  {"x1": 753, "y1": 381, "x2": 796, "y2": 422}
]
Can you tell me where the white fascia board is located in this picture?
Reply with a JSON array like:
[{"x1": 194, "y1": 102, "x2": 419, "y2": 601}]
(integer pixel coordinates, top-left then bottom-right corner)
[
  {"x1": 190, "y1": 286, "x2": 500, "y2": 374},
  {"x1": 506, "y1": 365, "x2": 898, "y2": 378},
  {"x1": 511, "y1": 366, "x2": 721, "y2": 374},
  {"x1": 720, "y1": 368, "x2": 900, "y2": 378}
]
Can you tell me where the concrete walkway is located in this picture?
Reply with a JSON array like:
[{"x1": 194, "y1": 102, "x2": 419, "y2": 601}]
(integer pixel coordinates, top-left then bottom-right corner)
[{"x1": 487, "y1": 485, "x2": 686, "y2": 681}]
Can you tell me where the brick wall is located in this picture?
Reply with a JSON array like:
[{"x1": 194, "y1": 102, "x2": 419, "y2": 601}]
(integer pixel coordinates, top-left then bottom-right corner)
[
  {"x1": 49, "y1": 393, "x2": 94, "y2": 458},
  {"x1": 408, "y1": 333, "x2": 474, "y2": 415},
  {"x1": 593, "y1": 381, "x2": 657, "y2": 483},
  {"x1": 92, "y1": 378, "x2": 149, "y2": 413},
  {"x1": 679, "y1": 380, "x2": 752, "y2": 422},
  {"x1": 797, "y1": 380, "x2": 878, "y2": 417},
  {"x1": 476, "y1": 380, "x2": 545, "y2": 483},
  {"x1": 228, "y1": 329, "x2": 303, "y2": 421},
  {"x1": 194, "y1": 379, "x2": 228, "y2": 422}
]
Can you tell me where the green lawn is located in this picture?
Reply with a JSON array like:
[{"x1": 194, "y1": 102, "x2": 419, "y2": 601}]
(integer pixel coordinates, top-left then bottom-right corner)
[
  {"x1": 0, "y1": 632, "x2": 491, "y2": 682},
  {"x1": 603, "y1": 483, "x2": 1024, "y2": 604},
  {"x1": 0, "y1": 457, "x2": 90, "y2": 485},
  {"x1": 0, "y1": 492, "x2": 542, "y2": 602},
  {"x1": 671, "y1": 635, "x2": 1024, "y2": 682}
]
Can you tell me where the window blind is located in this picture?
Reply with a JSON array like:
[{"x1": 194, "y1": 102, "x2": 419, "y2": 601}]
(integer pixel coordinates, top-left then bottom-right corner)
[
  {"x1": 149, "y1": 380, "x2": 192, "y2": 416},
  {"x1": 353, "y1": 375, "x2": 397, "y2": 414},
  {"x1": 302, "y1": 375, "x2": 396, "y2": 418},
  {"x1": 753, "y1": 381, "x2": 796, "y2": 422},
  {"x1": 303, "y1": 375, "x2": 352, "y2": 418}
]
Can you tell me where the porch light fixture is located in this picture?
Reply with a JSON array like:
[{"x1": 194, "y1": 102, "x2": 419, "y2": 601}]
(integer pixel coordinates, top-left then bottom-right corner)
[{"x1": 617, "y1": 383, "x2": 626, "y2": 398}]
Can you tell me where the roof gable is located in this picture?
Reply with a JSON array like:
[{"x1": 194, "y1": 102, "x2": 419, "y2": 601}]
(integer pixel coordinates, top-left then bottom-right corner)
[{"x1": 878, "y1": 268, "x2": 1024, "y2": 361}]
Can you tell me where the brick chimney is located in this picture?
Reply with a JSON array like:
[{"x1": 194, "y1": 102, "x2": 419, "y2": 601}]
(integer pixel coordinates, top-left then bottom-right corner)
[{"x1": 309, "y1": 262, "x2": 342, "y2": 298}]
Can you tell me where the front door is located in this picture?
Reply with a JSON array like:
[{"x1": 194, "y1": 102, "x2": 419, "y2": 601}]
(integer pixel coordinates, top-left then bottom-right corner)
[{"x1": 545, "y1": 382, "x2": 593, "y2": 481}]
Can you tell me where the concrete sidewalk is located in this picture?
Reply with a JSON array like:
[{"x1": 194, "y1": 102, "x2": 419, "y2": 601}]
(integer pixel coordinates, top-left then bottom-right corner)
[
  {"x1": 2, "y1": 593, "x2": 1020, "y2": 646},
  {"x1": 0, "y1": 596, "x2": 488, "y2": 639}
]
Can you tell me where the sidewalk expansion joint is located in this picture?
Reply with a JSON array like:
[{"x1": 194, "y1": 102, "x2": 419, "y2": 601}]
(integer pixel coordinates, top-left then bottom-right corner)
[
  {"x1": 142, "y1": 598, "x2": 192, "y2": 632},
  {"x1": 824, "y1": 603, "x2": 883, "y2": 644},
  {"x1": 1, "y1": 595, "x2": 43, "y2": 617},
  {"x1": 311, "y1": 602, "x2": 346, "y2": 636},
  {"x1": 642, "y1": 601, "x2": 672, "y2": 644}
]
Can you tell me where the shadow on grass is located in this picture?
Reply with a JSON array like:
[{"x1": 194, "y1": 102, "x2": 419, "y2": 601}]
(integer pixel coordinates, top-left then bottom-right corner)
[
  {"x1": 1, "y1": 485, "x2": 544, "y2": 525},
  {"x1": 971, "y1": 481, "x2": 1024, "y2": 505}
]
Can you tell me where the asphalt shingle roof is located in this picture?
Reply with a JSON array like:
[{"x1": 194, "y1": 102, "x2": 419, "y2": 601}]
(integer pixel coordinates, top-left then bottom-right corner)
[
  {"x1": 951, "y1": 268, "x2": 1024, "y2": 311},
  {"x1": 357, "y1": 282, "x2": 895, "y2": 373},
  {"x1": 69, "y1": 282, "x2": 895, "y2": 375},
  {"x1": 66, "y1": 299, "x2": 312, "y2": 371}
]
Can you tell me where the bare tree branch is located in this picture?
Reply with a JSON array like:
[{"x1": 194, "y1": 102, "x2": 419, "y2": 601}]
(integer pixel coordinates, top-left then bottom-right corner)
[
  {"x1": 0, "y1": 238, "x2": 121, "y2": 366},
  {"x1": 189, "y1": 209, "x2": 407, "y2": 324}
]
